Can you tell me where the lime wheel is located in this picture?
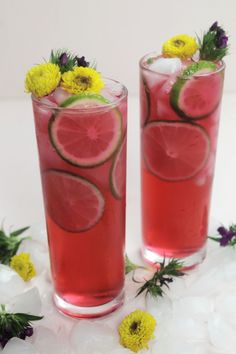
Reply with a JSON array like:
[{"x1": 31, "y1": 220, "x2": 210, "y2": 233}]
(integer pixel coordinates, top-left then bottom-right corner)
[
  {"x1": 142, "y1": 121, "x2": 210, "y2": 181},
  {"x1": 42, "y1": 170, "x2": 105, "y2": 232},
  {"x1": 170, "y1": 61, "x2": 223, "y2": 120},
  {"x1": 110, "y1": 137, "x2": 127, "y2": 199},
  {"x1": 49, "y1": 94, "x2": 122, "y2": 167}
]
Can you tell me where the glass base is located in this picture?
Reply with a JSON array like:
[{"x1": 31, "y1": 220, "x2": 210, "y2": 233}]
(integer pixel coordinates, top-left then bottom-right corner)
[
  {"x1": 54, "y1": 290, "x2": 124, "y2": 319},
  {"x1": 142, "y1": 243, "x2": 207, "y2": 270}
]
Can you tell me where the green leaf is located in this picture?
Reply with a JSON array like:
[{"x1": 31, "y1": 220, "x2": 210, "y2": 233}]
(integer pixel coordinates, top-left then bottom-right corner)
[
  {"x1": 14, "y1": 313, "x2": 43, "y2": 322},
  {"x1": 10, "y1": 226, "x2": 30, "y2": 237},
  {"x1": 125, "y1": 255, "x2": 140, "y2": 274},
  {"x1": 0, "y1": 224, "x2": 29, "y2": 265}
]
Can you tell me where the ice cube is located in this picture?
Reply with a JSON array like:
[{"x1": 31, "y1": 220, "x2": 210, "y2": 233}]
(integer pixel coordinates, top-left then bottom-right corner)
[
  {"x1": 149, "y1": 57, "x2": 182, "y2": 75},
  {"x1": 7, "y1": 287, "x2": 42, "y2": 315},
  {"x1": 168, "y1": 316, "x2": 208, "y2": 341},
  {"x1": 152, "y1": 338, "x2": 209, "y2": 354},
  {"x1": 70, "y1": 321, "x2": 118, "y2": 354},
  {"x1": 2, "y1": 338, "x2": 37, "y2": 354},
  {"x1": 0, "y1": 265, "x2": 26, "y2": 303},
  {"x1": 184, "y1": 267, "x2": 225, "y2": 297},
  {"x1": 164, "y1": 277, "x2": 187, "y2": 300},
  {"x1": 31, "y1": 326, "x2": 70, "y2": 354},
  {"x1": 172, "y1": 297, "x2": 213, "y2": 320},
  {"x1": 146, "y1": 294, "x2": 172, "y2": 321},
  {"x1": 53, "y1": 87, "x2": 71, "y2": 105},
  {"x1": 29, "y1": 224, "x2": 47, "y2": 245},
  {"x1": 18, "y1": 239, "x2": 50, "y2": 274},
  {"x1": 215, "y1": 292, "x2": 236, "y2": 319},
  {"x1": 142, "y1": 69, "x2": 166, "y2": 90},
  {"x1": 208, "y1": 313, "x2": 236, "y2": 353}
]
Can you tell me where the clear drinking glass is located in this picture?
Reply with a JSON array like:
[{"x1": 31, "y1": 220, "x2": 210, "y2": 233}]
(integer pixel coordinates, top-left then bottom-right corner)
[
  {"x1": 32, "y1": 78, "x2": 128, "y2": 318},
  {"x1": 139, "y1": 53, "x2": 225, "y2": 268}
]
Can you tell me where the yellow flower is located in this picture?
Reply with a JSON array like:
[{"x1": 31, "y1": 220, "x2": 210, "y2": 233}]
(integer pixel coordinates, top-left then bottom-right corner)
[
  {"x1": 118, "y1": 310, "x2": 156, "y2": 353},
  {"x1": 25, "y1": 63, "x2": 61, "y2": 98},
  {"x1": 10, "y1": 253, "x2": 36, "y2": 281},
  {"x1": 61, "y1": 66, "x2": 104, "y2": 94},
  {"x1": 162, "y1": 34, "x2": 199, "y2": 60}
]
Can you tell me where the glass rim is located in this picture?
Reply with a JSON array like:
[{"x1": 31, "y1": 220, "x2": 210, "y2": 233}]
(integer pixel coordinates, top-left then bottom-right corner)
[
  {"x1": 139, "y1": 52, "x2": 226, "y2": 78},
  {"x1": 31, "y1": 77, "x2": 128, "y2": 112}
]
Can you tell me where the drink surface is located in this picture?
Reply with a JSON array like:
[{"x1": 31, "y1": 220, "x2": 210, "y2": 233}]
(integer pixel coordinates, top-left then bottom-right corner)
[
  {"x1": 140, "y1": 54, "x2": 224, "y2": 259},
  {"x1": 33, "y1": 80, "x2": 127, "y2": 307}
]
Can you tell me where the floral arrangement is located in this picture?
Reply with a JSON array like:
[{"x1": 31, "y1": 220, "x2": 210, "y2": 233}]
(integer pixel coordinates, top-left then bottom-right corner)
[
  {"x1": 162, "y1": 21, "x2": 229, "y2": 61},
  {"x1": 25, "y1": 50, "x2": 104, "y2": 98}
]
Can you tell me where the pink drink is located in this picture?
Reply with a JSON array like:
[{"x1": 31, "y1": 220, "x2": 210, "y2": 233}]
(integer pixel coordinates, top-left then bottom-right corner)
[
  {"x1": 32, "y1": 79, "x2": 127, "y2": 317},
  {"x1": 140, "y1": 54, "x2": 225, "y2": 267}
]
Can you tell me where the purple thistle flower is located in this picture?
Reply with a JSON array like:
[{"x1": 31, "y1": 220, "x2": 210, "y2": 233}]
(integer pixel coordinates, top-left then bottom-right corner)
[
  {"x1": 216, "y1": 33, "x2": 228, "y2": 49},
  {"x1": 210, "y1": 21, "x2": 218, "y2": 31},
  {"x1": 76, "y1": 56, "x2": 89, "y2": 67},
  {"x1": 217, "y1": 226, "x2": 236, "y2": 246},
  {"x1": 25, "y1": 327, "x2": 34, "y2": 337},
  {"x1": 217, "y1": 226, "x2": 228, "y2": 236},
  {"x1": 59, "y1": 52, "x2": 69, "y2": 66}
]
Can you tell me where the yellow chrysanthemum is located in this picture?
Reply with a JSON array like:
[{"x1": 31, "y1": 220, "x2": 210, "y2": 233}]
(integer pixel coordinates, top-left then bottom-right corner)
[
  {"x1": 25, "y1": 63, "x2": 61, "y2": 98},
  {"x1": 61, "y1": 67, "x2": 104, "y2": 94},
  {"x1": 118, "y1": 310, "x2": 156, "y2": 353},
  {"x1": 162, "y1": 34, "x2": 199, "y2": 60},
  {"x1": 10, "y1": 253, "x2": 36, "y2": 281}
]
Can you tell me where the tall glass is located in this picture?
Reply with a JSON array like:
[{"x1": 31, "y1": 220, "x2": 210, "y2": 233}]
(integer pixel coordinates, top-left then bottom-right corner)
[
  {"x1": 140, "y1": 53, "x2": 225, "y2": 268},
  {"x1": 32, "y1": 79, "x2": 127, "y2": 318}
]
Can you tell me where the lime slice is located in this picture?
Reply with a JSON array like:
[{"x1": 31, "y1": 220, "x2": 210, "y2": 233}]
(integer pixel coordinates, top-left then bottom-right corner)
[
  {"x1": 140, "y1": 77, "x2": 150, "y2": 126},
  {"x1": 170, "y1": 61, "x2": 223, "y2": 120},
  {"x1": 49, "y1": 94, "x2": 122, "y2": 167},
  {"x1": 142, "y1": 121, "x2": 210, "y2": 181},
  {"x1": 42, "y1": 170, "x2": 105, "y2": 232},
  {"x1": 110, "y1": 137, "x2": 127, "y2": 199}
]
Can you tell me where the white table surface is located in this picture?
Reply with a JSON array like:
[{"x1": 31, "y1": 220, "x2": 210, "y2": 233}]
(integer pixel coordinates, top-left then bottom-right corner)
[{"x1": 0, "y1": 95, "x2": 236, "y2": 256}]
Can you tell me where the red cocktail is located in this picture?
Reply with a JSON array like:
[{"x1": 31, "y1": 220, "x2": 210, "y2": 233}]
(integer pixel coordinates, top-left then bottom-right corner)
[
  {"x1": 32, "y1": 75, "x2": 127, "y2": 317},
  {"x1": 140, "y1": 50, "x2": 225, "y2": 267}
]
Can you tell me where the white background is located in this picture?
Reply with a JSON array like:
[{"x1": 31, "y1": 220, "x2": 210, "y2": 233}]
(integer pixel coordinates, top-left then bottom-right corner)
[{"x1": 0, "y1": 0, "x2": 236, "y2": 98}]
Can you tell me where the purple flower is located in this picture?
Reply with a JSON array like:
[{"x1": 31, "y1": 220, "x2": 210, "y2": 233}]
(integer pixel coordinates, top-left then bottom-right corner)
[
  {"x1": 216, "y1": 33, "x2": 228, "y2": 49},
  {"x1": 25, "y1": 327, "x2": 34, "y2": 337},
  {"x1": 59, "y1": 52, "x2": 69, "y2": 66},
  {"x1": 210, "y1": 21, "x2": 218, "y2": 31},
  {"x1": 217, "y1": 226, "x2": 236, "y2": 246},
  {"x1": 76, "y1": 56, "x2": 89, "y2": 67}
]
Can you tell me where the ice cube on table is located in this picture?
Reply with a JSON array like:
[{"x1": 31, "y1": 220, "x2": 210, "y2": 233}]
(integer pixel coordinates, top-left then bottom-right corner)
[
  {"x1": 167, "y1": 316, "x2": 208, "y2": 341},
  {"x1": 18, "y1": 238, "x2": 50, "y2": 274},
  {"x1": 172, "y1": 297, "x2": 213, "y2": 320},
  {"x1": 2, "y1": 338, "x2": 37, "y2": 354},
  {"x1": 152, "y1": 338, "x2": 209, "y2": 354},
  {"x1": 146, "y1": 294, "x2": 172, "y2": 321},
  {"x1": 208, "y1": 313, "x2": 236, "y2": 353},
  {"x1": 149, "y1": 57, "x2": 182, "y2": 75},
  {"x1": 70, "y1": 321, "x2": 118, "y2": 354},
  {"x1": 214, "y1": 292, "x2": 236, "y2": 319},
  {"x1": 0, "y1": 265, "x2": 26, "y2": 303},
  {"x1": 29, "y1": 224, "x2": 47, "y2": 244},
  {"x1": 7, "y1": 287, "x2": 42, "y2": 315},
  {"x1": 31, "y1": 326, "x2": 70, "y2": 354}
]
